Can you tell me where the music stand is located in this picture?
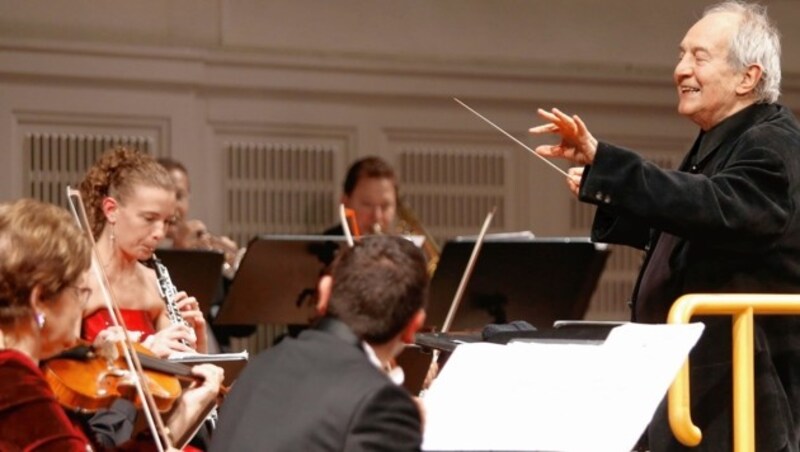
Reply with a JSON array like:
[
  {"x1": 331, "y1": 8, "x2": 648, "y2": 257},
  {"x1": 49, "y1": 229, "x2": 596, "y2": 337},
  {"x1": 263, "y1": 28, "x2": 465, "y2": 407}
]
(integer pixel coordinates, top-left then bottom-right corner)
[
  {"x1": 424, "y1": 237, "x2": 610, "y2": 332},
  {"x1": 215, "y1": 235, "x2": 346, "y2": 326},
  {"x1": 155, "y1": 249, "x2": 225, "y2": 318}
]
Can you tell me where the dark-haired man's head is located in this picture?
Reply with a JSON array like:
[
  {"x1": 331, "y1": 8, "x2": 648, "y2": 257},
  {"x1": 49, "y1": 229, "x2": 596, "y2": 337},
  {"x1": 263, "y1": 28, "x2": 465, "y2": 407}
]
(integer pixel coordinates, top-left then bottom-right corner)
[
  {"x1": 341, "y1": 156, "x2": 398, "y2": 235},
  {"x1": 320, "y1": 235, "x2": 428, "y2": 351}
]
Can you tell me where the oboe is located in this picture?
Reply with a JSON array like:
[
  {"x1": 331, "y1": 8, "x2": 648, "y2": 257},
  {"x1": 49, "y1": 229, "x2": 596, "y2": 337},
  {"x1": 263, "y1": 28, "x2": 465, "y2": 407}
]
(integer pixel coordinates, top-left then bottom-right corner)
[
  {"x1": 148, "y1": 254, "x2": 219, "y2": 429},
  {"x1": 150, "y1": 255, "x2": 193, "y2": 346}
]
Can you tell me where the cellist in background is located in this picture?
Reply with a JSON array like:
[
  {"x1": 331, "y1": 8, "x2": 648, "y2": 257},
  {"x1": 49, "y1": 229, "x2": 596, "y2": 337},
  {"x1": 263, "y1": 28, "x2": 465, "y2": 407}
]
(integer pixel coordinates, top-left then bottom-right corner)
[{"x1": 0, "y1": 199, "x2": 223, "y2": 451}]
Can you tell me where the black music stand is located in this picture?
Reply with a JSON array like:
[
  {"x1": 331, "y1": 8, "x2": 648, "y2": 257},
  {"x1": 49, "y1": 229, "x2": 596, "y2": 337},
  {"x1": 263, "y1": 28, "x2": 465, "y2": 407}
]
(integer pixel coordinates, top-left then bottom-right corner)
[
  {"x1": 155, "y1": 249, "x2": 225, "y2": 317},
  {"x1": 214, "y1": 235, "x2": 346, "y2": 326},
  {"x1": 424, "y1": 237, "x2": 610, "y2": 332}
]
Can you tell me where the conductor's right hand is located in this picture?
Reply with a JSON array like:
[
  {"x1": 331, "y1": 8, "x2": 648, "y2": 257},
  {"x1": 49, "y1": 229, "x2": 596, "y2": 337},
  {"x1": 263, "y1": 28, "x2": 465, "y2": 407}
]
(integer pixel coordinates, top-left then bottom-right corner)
[
  {"x1": 529, "y1": 108, "x2": 598, "y2": 166},
  {"x1": 566, "y1": 166, "x2": 584, "y2": 198}
]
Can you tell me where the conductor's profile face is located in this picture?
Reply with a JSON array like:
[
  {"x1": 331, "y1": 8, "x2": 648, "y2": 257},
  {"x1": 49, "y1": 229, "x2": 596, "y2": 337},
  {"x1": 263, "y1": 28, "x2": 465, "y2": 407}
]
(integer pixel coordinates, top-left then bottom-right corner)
[
  {"x1": 674, "y1": 11, "x2": 745, "y2": 131},
  {"x1": 343, "y1": 176, "x2": 397, "y2": 235}
]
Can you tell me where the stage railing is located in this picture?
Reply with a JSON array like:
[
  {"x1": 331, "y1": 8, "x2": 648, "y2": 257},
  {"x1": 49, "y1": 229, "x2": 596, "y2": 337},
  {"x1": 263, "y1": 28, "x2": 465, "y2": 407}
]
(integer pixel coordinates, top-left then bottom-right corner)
[{"x1": 667, "y1": 293, "x2": 800, "y2": 452}]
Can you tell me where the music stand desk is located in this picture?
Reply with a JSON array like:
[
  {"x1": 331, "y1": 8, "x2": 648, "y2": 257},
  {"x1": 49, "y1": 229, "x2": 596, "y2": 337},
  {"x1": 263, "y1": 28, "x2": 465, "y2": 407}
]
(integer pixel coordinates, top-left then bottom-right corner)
[
  {"x1": 215, "y1": 235, "x2": 345, "y2": 326},
  {"x1": 155, "y1": 249, "x2": 224, "y2": 317},
  {"x1": 425, "y1": 237, "x2": 610, "y2": 332}
]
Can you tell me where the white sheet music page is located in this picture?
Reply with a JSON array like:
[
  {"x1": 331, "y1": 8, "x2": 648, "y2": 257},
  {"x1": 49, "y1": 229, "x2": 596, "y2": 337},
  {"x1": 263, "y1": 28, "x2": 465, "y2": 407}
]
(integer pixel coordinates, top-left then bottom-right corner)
[{"x1": 422, "y1": 322, "x2": 704, "y2": 452}]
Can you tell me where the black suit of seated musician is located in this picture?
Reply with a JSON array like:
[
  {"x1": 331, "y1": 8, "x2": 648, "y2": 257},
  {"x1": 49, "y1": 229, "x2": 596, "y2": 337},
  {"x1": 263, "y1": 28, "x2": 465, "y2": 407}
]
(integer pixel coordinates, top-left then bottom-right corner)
[{"x1": 211, "y1": 235, "x2": 428, "y2": 452}]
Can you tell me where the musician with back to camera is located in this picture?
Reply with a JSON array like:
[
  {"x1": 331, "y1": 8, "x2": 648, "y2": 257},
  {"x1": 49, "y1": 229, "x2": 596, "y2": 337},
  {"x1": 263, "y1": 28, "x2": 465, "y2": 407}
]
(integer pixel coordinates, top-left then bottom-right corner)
[
  {"x1": 531, "y1": 1, "x2": 800, "y2": 450},
  {"x1": 210, "y1": 235, "x2": 428, "y2": 452}
]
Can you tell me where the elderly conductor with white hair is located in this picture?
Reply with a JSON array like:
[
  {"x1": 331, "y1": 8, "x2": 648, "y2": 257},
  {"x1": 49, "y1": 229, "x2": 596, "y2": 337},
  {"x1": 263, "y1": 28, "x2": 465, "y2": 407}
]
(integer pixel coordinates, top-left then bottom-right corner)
[{"x1": 531, "y1": 1, "x2": 800, "y2": 450}]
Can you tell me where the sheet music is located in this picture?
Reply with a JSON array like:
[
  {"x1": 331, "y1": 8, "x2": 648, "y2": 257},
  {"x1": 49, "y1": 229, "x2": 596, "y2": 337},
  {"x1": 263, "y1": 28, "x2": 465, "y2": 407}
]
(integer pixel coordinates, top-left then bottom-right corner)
[{"x1": 422, "y1": 322, "x2": 704, "y2": 451}]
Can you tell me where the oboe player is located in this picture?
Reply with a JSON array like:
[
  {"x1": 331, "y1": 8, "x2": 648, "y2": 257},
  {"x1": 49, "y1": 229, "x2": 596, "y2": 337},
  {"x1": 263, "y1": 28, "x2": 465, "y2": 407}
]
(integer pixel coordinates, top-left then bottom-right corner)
[{"x1": 79, "y1": 147, "x2": 209, "y2": 357}]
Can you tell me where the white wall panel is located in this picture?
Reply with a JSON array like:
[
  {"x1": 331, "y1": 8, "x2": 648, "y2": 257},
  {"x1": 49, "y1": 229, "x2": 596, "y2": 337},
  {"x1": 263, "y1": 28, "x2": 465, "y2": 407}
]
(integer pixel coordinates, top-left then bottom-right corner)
[{"x1": 1, "y1": 0, "x2": 798, "y2": 326}]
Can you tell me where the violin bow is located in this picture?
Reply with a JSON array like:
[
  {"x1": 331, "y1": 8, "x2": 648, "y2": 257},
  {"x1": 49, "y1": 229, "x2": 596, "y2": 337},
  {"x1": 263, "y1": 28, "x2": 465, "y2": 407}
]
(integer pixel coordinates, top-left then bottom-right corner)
[
  {"x1": 441, "y1": 207, "x2": 495, "y2": 333},
  {"x1": 424, "y1": 206, "x2": 496, "y2": 390},
  {"x1": 66, "y1": 187, "x2": 173, "y2": 452},
  {"x1": 339, "y1": 203, "x2": 355, "y2": 247}
]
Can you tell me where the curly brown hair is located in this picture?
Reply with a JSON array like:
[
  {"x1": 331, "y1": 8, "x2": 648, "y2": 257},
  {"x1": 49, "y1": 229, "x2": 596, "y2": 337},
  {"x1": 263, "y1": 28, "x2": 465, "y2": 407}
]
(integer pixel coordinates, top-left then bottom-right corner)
[
  {"x1": 0, "y1": 199, "x2": 91, "y2": 326},
  {"x1": 79, "y1": 147, "x2": 174, "y2": 239}
]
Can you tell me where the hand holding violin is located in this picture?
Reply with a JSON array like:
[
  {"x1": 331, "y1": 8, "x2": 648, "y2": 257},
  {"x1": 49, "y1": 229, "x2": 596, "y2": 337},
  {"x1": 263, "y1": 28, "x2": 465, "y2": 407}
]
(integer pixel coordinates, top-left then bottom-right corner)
[{"x1": 164, "y1": 363, "x2": 225, "y2": 445}]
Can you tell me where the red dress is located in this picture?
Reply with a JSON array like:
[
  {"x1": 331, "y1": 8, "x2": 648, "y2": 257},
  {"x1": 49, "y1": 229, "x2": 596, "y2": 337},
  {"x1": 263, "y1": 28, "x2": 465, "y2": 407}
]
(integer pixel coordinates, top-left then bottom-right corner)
[
  {"x1": 82, "y1": 308, "x2": 156, "y2": 344},
  {"x1": 0, "y1": 349, "x2": 91, "y2": 451}
]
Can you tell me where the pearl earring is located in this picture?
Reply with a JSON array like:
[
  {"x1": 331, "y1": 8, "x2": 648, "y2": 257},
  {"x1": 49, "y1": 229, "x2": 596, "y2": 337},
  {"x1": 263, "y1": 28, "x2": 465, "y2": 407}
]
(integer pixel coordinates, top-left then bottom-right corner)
[{"x1": 35, "y1": 312, "x2": 46, "y2": 329}]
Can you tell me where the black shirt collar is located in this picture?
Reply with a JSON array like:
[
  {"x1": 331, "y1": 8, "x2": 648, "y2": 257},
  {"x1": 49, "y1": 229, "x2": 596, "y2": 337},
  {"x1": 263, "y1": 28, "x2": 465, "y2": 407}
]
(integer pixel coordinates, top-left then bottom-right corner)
[{"x1": 693, "y1": 102, "x2": 778, "y2": 166}]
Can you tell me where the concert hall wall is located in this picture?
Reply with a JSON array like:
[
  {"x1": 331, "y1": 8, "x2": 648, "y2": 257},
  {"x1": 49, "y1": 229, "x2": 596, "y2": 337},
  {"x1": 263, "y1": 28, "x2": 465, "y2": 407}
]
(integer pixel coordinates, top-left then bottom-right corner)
[{"x1": 0, "y1": 0, "x2": 798, "y2": 323}]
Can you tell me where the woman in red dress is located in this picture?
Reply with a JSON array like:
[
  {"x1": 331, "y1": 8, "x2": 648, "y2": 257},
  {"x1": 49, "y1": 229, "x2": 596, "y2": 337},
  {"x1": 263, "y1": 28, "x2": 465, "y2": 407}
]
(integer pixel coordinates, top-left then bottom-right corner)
[{"x1": 79, "y1": 148, "x2": 208, "y2": 357}]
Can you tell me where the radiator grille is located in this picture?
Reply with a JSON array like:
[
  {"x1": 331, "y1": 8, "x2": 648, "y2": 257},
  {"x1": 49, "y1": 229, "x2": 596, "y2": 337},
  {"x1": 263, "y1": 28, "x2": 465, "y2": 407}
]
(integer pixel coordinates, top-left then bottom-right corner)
[
  {"x1": 397, "y1": 148, "x2": 507, "y2": 240},
  {"x1": 224, "y1": 142, "x2": 337, "y2": 245},
  {"x1": 24, "y1": 133, "x2": 153, "y2": 207}
]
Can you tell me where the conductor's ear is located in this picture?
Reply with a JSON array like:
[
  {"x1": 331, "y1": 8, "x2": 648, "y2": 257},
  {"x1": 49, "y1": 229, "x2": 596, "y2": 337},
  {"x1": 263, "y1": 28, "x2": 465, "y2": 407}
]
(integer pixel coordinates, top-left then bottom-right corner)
[
  {"x1": 736, "y1": 63, "x2": 763, "y2": 97},
  {"x1": 400, "y1": 309, "x2": 426, "y2": 344},
  {"x1": 316, "y1": 275, "x2": 333, "y2": 317}
]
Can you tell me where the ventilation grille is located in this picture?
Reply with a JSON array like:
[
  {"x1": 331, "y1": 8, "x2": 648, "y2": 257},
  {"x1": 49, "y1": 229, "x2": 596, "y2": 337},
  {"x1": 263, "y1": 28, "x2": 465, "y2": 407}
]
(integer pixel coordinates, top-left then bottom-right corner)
[
  {"x1": 224, "y1": 142, "x2": 337, "y2": 245},
  {"x1": 398, "y1": 148, "x2": 507, "y2": 240},
  {"x1": 24, "y1": 133, "x2": 154, "y2": 207}
]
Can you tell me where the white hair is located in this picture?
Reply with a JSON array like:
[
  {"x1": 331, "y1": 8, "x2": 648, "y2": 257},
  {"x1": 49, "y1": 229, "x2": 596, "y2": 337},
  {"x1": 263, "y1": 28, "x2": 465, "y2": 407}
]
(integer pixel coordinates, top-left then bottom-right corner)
[{"x1": 704, "y1": 1, "x2": 781, "y2": 103}]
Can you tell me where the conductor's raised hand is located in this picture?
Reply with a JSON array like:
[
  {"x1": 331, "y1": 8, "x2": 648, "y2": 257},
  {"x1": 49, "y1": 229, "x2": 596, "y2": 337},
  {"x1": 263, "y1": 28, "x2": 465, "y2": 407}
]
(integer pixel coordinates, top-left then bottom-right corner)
[{"x1": 529, "y1": 108, "x2": 598, "y2": 166}]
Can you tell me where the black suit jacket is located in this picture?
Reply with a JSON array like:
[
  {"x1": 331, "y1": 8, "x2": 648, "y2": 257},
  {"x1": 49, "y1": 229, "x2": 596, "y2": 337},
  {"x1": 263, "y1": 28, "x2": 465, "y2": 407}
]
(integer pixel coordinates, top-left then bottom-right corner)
[
  {"x1": 210, "y1": 318, "x2": 422, "y2": 452},
  {"x1": 582, "y1": 103, "x2": 800, "y2": 451}
]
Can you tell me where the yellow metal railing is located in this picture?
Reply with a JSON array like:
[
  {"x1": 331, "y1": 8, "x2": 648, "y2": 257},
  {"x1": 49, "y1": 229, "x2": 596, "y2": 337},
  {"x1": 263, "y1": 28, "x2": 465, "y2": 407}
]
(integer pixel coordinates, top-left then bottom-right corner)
[{"x1": 667, "y1": 293, "x2": 800, "y2": 452}]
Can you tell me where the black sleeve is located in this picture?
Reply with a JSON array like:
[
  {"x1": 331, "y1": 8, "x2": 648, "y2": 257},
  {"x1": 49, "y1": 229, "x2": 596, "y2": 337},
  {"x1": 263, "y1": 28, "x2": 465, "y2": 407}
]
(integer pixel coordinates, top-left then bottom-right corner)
[
  {"x1": 578, "y1": 163, "x2": 651, "y2": 250},
  {"x1": 580, "y1": 140, "x2": 791, "y2": 251},
  {"x1": 86, "y1": 398, "x2": 137, "y2": 449}
]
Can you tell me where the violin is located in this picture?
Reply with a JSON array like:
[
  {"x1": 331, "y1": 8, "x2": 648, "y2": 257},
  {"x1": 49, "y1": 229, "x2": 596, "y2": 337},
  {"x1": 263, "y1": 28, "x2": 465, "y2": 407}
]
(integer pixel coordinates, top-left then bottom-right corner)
[{"x1": 42, "y1": 341, "x2": 193, "y2": 413}]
